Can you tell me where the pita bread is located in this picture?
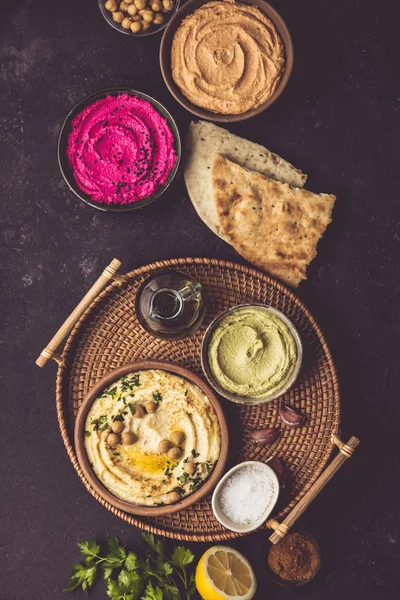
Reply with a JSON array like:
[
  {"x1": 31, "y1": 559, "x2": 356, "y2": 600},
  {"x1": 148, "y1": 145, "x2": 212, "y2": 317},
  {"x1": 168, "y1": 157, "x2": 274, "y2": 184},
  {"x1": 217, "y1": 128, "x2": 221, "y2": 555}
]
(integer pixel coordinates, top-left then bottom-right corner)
[
  {"x1": 212, "y1": 154, "x2": 335, "y2": 287},
  {"x1": 184, "y1": 121, "x2": 307, "y2": 241}
]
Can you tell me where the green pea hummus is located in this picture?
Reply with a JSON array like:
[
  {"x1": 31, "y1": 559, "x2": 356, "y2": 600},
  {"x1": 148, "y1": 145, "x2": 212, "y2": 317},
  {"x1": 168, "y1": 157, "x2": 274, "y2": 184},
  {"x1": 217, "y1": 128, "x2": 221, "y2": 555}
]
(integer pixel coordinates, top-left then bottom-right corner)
[{"x1": 208, "y1": 307, "x2": 298, "y2": 399}]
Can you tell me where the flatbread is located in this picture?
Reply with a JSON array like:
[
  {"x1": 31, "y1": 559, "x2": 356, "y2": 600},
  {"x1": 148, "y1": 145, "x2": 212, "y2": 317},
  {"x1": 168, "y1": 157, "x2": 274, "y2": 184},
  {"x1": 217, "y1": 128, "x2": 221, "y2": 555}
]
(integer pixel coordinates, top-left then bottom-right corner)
[
  {"x1": 184, "y1": 121, "x2": 307, "y2": 241},
  {"x1": 212, "y1": 154, "x2": 335, "y2": 287}
]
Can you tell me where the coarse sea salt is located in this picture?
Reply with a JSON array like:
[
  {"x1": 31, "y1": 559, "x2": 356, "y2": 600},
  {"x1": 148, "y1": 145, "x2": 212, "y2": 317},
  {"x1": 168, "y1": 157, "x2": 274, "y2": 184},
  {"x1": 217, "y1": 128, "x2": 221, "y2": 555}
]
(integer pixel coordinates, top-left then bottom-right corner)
[{"x1": 219, "y1": 465, "x2": 276, "y2": 525}]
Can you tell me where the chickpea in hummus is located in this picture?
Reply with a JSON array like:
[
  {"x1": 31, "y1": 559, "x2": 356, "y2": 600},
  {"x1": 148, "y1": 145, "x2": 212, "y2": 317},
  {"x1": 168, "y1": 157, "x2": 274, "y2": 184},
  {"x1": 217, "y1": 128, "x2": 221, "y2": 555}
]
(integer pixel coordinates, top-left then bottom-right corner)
[
  {"x1": 171, "y1": 0, "x2": 285, "y2": 115},
  {"x1": 84, "y1": 370, "x2": 220, "y2": 506}
]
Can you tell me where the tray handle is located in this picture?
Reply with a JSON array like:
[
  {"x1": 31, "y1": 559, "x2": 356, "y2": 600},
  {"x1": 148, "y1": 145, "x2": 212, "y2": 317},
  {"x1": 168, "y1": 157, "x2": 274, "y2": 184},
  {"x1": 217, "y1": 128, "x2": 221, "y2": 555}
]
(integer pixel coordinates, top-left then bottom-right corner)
[
  {"x1": 35, "y1": 258, "x2": 124, "y2": 368},
  {"x1": 267, "y1": 433, "x2": 360, "y2": 544}
]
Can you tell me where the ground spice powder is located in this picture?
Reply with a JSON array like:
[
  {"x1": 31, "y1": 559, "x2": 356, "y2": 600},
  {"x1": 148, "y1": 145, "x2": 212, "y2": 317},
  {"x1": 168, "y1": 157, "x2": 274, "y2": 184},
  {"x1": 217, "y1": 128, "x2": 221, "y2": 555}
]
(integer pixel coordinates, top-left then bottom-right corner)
[{"x1": 268, "y1": 532, "x2": 320, "y2": 582}]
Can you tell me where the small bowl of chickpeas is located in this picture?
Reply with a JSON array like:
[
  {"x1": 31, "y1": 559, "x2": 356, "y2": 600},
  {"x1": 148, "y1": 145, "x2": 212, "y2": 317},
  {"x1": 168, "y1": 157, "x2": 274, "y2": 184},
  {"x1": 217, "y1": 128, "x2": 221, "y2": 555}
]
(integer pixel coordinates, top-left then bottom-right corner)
[{"x1": 99, "y1": 0, "x2": 180, "y2": 36}]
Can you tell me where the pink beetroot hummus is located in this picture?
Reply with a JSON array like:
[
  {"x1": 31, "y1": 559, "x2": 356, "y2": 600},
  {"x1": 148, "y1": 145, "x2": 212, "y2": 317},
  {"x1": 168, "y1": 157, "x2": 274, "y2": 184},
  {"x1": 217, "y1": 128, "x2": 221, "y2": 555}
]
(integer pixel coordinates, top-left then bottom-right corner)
[{"x1": 67, "y1": 93, "x2": 177, "y2": 205}]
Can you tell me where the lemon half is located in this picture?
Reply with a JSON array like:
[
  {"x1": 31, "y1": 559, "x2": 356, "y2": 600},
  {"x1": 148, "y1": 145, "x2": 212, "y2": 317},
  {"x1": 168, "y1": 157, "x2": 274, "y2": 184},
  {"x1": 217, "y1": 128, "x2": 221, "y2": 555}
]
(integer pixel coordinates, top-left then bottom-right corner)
[{"x1": 195, "y1": 546, "x2": 257, "y2": 600}]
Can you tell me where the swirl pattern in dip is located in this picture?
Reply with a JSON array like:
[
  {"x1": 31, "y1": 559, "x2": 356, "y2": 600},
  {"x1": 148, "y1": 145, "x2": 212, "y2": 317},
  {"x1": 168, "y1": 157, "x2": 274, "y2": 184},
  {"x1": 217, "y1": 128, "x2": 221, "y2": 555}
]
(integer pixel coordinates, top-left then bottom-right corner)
[
  {"x1": 208, "y1": 307, "x2": 298, "y2": 398},
  {"x1": 171, "y1": 0, "x2": 285, "y2": 115},
  {"x1": 84, "y1": 370, "x2": 220, "y2": 506},
  {"x1": 67, "y1": 94, "x2": 177, "y2": 205}
]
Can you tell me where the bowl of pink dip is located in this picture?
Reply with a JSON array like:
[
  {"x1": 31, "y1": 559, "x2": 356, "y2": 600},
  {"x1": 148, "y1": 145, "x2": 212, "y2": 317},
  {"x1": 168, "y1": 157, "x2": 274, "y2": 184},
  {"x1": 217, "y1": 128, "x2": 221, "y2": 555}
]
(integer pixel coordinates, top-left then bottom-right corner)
[{"x1": 58, "y1": 88, "x2": 181, "y2": 211}]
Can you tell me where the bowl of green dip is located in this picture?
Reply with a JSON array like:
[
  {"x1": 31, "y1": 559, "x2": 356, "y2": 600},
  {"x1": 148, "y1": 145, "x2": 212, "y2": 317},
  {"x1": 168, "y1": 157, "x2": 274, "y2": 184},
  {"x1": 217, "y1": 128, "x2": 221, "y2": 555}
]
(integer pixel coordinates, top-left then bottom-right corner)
[{"x1": 201, "y1": 304, "x2": 302, "y2": 405}]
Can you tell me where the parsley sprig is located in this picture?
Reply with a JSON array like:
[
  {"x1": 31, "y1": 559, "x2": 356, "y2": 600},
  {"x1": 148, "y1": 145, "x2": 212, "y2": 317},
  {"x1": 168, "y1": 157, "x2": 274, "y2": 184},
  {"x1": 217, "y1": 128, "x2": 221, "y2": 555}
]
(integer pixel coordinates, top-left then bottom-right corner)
[{"x1": 65, "y1": 533, "x2": 196, "y2": 600}]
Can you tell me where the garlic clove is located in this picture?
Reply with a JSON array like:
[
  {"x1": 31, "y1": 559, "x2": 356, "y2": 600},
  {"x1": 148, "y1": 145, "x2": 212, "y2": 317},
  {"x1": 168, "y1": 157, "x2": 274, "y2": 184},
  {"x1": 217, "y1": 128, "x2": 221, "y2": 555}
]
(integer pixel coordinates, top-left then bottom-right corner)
[
  {"x1": 267, "y1": 456, "x2": 285, "y2": 487},
  {"x1": 279, "y1": 404, "x2": 305, "y2": 428},
  {"x1": 249, "y1": 427, "x2": 281, "y2": 446}
]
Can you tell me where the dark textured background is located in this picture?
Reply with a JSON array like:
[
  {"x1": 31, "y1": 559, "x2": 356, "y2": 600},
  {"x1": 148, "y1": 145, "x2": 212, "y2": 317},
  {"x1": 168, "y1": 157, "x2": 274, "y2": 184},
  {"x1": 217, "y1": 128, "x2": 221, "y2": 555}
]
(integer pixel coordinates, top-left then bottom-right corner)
[{"x1": 1, "y1": 0, "x2": 399, "y2": 598}]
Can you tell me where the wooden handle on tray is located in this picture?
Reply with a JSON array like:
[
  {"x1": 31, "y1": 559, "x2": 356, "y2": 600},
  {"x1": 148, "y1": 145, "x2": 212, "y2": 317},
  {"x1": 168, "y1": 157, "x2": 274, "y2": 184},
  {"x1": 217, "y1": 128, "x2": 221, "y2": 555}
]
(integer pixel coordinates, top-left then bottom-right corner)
[
  {"x1": 267, "y1": 433, "x2": 360, "y2": 544},
  {"x1": 35, "y1": 258, "x2": 124, "y2": 367}
]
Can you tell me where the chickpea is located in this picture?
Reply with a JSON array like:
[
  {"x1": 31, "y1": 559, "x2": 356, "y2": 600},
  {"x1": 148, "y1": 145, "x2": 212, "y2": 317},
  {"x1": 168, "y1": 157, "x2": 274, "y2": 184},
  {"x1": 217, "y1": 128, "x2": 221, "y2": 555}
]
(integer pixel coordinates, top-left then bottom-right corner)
[
  {"x1": 121, "y1": 16, "x2": 132, "y2": 28},
  {"x1": 111, "y1": 420, "x2": 124, "y2": 434},
  {"x1": 121, "y1": 431, "x2": 137, "y2": 445},
  {"x1": 158, "y1": 439, "x2": 173, "y2": 453},
  {"x1": 131, "y1": 15, "x2": 141, "y2": 21},
  {"x1": 183, "y1": 461, "x2": 197, "y2": 475},
  {"x1": 153, "y1": 13, "x2": 164, "y2": 24},
  {"x1": 134, "y1": 404, "x2": 146, "y2": 418},
  {"x1": 145, "y1": 400, "x2": 158, "y2": 414},
  {"x1": 124, "y1": 0, "x2": 134, "y2": 3},
  {"x1": 162, "y1": 0, "x2": 173, "y2": 10},
  {"x1": 127, "y1": 4, "x2": 138, "y2": 15},
  {"x1": 170, "y1": 430, "x2": 185, "y2": 446},
  {"x1": 120, "y1": 0, "x2": 130, "y2": 10},
  {"x1": 105, "y1": 0, "x2": 118, "y2": 11},
  {"x1": 130, "y1": 20, "x2": 143, "y2": 31},
  {"x1": 167, "y1": 446, "x2": 182, "y2": 460},
  {"x1": 167, "y1": 490, "x2": 182, "y2": 504},
  {"x1": 107, "y1": 432, "x2": 120, "y2": 446},
  {"x1": 141, "y1": 20, "x2": 152, "y2": 30},
  {"x1": 134, "y1": 0, "x2": 147, "y2": 9},
  {"x1": 112, "y1": 11, "x2": 125, "y2": 22},
  {"x1": 151, "y1": 0, "x2": 162, "y2": 10},
  {"x1": 138, "y1": 9, "x2": 146, "y2": 15},
  {"x1": 142, "y1": 9, "x2": 154, "y2": 21}
]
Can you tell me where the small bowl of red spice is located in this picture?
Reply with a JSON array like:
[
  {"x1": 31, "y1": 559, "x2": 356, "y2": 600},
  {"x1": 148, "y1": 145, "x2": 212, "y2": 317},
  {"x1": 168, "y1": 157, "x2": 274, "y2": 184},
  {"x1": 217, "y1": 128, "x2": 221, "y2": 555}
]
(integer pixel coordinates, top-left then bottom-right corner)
[
  {"x1": 58, "y1": 88, "x2": 181, "y2": 212},
  {"x1": 267, "y1": 531, "x2": 321, "y2": 587}
]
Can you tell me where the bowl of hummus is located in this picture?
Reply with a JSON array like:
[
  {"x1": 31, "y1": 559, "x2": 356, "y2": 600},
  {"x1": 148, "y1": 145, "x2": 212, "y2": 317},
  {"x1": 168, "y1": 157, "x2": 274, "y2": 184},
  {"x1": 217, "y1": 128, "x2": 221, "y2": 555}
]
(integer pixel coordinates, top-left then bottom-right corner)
[
  {"x1": 74, "y1": 360, "x2": 228, "y2": 516},
  {"x1": 58, "y1": 89, "x2": 181, "y2": 211},
  {"x1": 160, "y1": 0, "x2": 293, "y2": 122},
  {"x1": 202, "y1": 305, "x2": 302, "y2": 404}
]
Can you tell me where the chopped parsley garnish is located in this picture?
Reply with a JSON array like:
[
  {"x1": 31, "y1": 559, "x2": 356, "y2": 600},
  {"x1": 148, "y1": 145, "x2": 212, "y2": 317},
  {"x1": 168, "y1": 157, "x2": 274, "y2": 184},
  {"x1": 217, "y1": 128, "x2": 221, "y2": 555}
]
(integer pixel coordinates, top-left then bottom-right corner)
[
  {"x1": 191, "y1": 449, "x2": 200, "y2": 458},
  {"x1": 101, "y1": 385, "x2": 117, "y2": 398},
  {"x1": 177, "y1": 473, "x2": 189, "y2": 484},
  {"x1": 112, "y1": 414, "x2": 124, "y2": 422},
  {"x1": 153, "y1": 391, "x2": 163, "y2": 403},
  {"x1": 92, "y1": 415, "x2": 108, "y2": 432},
  {"x1": 127, "y1": 403, "x2": 135, "y2": 415},
  {"x1": 184, "y1": 390, "x2": 188, "y2": 397},
  {"x1": 84, "y1": 430, "x2": 91, "y2": 438}
]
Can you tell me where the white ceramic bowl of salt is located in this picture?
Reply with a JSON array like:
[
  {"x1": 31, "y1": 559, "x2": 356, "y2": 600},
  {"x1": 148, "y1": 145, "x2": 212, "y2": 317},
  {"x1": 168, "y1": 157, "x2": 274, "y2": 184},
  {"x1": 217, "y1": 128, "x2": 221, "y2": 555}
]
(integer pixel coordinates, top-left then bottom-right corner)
[{"x1": 212, "y1": 461, "x2": 280, "y2": 533}]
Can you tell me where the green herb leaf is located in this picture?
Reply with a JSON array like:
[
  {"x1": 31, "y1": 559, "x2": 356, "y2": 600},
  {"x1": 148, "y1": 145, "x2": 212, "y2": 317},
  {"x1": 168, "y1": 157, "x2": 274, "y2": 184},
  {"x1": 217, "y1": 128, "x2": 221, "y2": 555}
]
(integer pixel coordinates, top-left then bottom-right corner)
[
  {"x1": 118, "y1": 568, "x2": 142, "y2": 588},
  {"x1": 163, "y1": 585, "x2": 180, "y2": 600},
  {"x1": 141, "y1": 533, "x2": 164, "y2": 557},
  {"x1": 104, "y1": 567, "x2": 113, "y2": 580},
  {"x1": 108, "y1": 536, "x2": 127, "y2": 561},
  {"x1": 125, "y1": 551, "x2": 139, "y2": 572},
  {"x1": 153, "y1": 391, "x2": 163, "y2": 403},
  {"x1": 106, "y1": 578, "x2": 125, "y2": 600},
  {"x1": 106, "y1": 386, "x2": 118, "y2": 397},
  {"x1": 84, "y1": 430, "x2": 91, "y2": 438},
  {"x1": 65, "y1": 563, "x2": 97, "y2": 593},
  {"x1": 77, "y1": 540, "x2": 100, "y2": 560},
  {"x1": 128, "y1": 403, "x2": 135, "y2": 415},
  {"x1": 155, "y1": 558, "x2": 173, "y2": 577},
  {"x1": 171, "y1": 546, "x2": 195, "y2": 568},
  {"x1": 141, "y1": 581, "x2": 163, "y2": 600},
  {"x1": 113, "y1": 414, "x2": 125, "y2": 422}
]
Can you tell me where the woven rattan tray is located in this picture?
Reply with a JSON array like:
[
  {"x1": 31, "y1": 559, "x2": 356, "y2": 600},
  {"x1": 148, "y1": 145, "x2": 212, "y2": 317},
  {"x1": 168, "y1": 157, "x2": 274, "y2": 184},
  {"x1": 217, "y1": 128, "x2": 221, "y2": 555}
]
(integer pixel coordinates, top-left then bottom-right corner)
[{"x1": 37, "y1": 258, "x2": 351, "y2": 542}]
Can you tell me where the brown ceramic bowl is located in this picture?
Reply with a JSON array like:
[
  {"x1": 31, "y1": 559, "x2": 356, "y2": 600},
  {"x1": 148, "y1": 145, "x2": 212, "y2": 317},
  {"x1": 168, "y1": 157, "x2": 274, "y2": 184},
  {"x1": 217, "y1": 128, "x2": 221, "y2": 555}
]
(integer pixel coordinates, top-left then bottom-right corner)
[
  {"x1": 159, "y1": 0, "x2": 293, "y2": 122},
  {"x1": 74, "y1": 360, "x2": 229, "y2": 517}
]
